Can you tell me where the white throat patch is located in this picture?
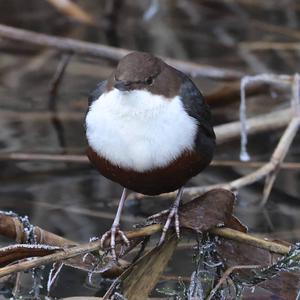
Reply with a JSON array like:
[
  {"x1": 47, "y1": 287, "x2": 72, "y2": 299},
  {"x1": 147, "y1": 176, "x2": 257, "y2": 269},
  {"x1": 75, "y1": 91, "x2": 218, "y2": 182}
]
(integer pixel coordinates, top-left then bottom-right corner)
[{"x1": 86, "y1": 89, "x2": 197, "y2": 172}]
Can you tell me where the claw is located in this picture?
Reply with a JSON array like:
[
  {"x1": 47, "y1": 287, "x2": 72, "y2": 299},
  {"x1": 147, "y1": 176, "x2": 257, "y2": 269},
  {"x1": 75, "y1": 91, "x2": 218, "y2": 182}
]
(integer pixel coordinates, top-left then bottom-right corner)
[
  {"x1": 157, "y1": 187, "x2": 184, "y2": 246},
  {"x1": 100, "y1": 227, "x2": 130, "y2": 261},
  {"x1": 158, "y1": 205, "x2": 180, "y2": 246}
]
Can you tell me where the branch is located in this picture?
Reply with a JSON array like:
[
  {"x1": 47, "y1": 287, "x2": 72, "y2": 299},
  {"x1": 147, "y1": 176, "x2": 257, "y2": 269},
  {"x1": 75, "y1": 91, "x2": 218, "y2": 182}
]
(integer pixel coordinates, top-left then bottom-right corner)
[
  {"x1": 240, "y1": 41, "x2": 300, "y2": 51},
  {"x1": 0, "y1": 213, "x2": 128, "y2": 277},
  {"x1": 211, "y1": 160, "x2": 300, "y2": 170},
  {"x1": 0, "y1": 222, "x2": 291, "y2": 279},
  {"x1": 0, "y1": 24, "x2": 243, "y2": 80}
]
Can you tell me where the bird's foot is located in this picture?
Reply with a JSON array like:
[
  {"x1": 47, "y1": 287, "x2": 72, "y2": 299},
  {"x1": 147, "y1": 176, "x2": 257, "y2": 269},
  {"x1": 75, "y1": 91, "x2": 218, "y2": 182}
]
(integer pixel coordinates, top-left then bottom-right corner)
[
  {"x1": 158, "y1": 204, "x2": 180, "y2": 246},
  {"x1": 100, "y1": 225, "x2": 130, "y2": 261}
]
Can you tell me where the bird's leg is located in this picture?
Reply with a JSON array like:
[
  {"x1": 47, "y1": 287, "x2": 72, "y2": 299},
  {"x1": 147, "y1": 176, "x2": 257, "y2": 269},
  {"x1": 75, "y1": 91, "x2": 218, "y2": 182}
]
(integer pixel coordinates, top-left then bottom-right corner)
[
  {"x1": 158, "y1": 186, "x2": 184, "y2": 246},
  {"x1": 100, "y1": 188, "x2": 130, "y2": 261}
]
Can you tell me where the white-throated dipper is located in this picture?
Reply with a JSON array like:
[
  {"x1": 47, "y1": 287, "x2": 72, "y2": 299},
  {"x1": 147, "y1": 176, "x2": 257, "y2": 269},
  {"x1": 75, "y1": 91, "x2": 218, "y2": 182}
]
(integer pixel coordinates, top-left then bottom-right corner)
[{"x1": 85, "y1": 51, "x2": 216, "y2": 260}]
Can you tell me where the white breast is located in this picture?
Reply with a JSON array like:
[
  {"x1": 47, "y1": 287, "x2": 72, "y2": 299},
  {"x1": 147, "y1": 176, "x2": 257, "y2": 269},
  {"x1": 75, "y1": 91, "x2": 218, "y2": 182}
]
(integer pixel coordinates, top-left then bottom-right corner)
[{"x1": 85, "y1": 89, "x2": 197, "y2": 172}]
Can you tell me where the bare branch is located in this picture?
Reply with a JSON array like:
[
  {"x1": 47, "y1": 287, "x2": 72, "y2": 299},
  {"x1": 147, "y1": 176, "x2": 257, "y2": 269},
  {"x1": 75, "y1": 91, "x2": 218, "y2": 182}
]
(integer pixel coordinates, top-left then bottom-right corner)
[
  {"x1": 0, "y1": 24, "x2": 243, "y2": 80},
  {"x1": 0, "y1": 221, "x2": 291, "y2": 279},
  {"x1": 211, "y1": 160, "x2": 300, "y2": 170}
]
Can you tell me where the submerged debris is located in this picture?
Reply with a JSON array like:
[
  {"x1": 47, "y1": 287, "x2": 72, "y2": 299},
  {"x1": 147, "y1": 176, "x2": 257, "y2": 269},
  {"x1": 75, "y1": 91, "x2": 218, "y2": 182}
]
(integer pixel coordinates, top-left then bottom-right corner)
[{"x1": 188, "y1": 235, "x2": 224, "y2": 300}]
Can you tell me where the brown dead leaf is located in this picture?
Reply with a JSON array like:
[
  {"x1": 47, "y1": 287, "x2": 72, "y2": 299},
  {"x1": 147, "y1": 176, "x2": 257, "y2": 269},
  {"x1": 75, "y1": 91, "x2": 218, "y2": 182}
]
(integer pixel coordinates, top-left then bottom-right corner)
[
  {"x1": 151, "y1": 189, "x2": 236, "y2": 233},
  {"x1": 0, "y1": 244, "x2": 60, "y2": 267}
]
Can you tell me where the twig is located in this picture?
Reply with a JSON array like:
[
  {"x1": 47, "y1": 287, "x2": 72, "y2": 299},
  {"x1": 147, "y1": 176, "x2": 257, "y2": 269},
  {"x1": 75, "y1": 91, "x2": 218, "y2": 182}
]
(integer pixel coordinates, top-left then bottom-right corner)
[
  {"x1": 206, "y1": 264, "x2": 261, "y2": 300},
  {"x1": 0, "y1": 213, "x2": 128, "y2": 277},
  {"x1": 0, "y1": 24, "x2": 243, "y2": 80},
  {"x1": 49, "y1": 53, "x2": 72, "y2": 152},
  {"x1": 240, "y1": 41, "x2": 300, "y2": 51},
  {"x1": 0, "y1": 153, "x2": 88, "y2": 163},
  {"x1": 2, "y1": 153, "x2": 300, "y2": 171},
  {"x1": 260, "y1": 74, "x2": 300, "y2": 206},
  {"x1": 0, "y1": 223, "x2": 291, "y2": 279},
  {"x1": 49, "y1": 53, "x2": 72, "y2": 110},
  {"x1": 210, "y1": 227, "x2": 290, "y2": 255},
  {"x1": 252, "y1": 20, "x2": 300, "y2": 40},
  {"x1": 46, "y1": 0, "x2": 96, "y2": 25},
  {"x1": 211, "y1": 160, "x2": 300, "y2": 170}
]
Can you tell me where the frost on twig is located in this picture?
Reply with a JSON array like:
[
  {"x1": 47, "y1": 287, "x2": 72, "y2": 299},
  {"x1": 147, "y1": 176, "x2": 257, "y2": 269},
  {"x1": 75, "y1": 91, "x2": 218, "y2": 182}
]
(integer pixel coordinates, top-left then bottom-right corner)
[{"x1": 47, "y1": 262, "x2": 64, "y2": 294}]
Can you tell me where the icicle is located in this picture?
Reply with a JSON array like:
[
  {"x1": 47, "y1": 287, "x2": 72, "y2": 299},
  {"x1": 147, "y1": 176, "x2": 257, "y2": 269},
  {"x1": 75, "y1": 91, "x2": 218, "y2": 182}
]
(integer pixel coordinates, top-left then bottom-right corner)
[
  {"x1": 143, "y1": 0, "x2": 159, "y2": 21},
  {"x1": 239, "y1": 73, "x2": 292, "y2": 161},
  {"x1": 239, "y1": 76, "x2": 250, "y2": 161},
  {"x1": 292, "y1": 73, "x2": 300, "y2": 116}
]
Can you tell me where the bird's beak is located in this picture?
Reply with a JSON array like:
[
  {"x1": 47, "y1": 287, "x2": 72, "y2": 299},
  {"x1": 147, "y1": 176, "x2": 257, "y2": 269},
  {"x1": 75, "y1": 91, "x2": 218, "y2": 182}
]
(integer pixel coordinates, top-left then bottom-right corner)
[{"x1": 114, "y1": 80, "x2": 130, "y2": 92}]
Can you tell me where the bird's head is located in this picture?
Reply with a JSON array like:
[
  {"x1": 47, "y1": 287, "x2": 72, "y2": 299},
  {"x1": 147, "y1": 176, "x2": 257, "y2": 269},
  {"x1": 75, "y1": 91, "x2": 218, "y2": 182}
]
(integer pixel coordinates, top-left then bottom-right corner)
[{"x1": 110, "y1": 51, "x2": 181, "y2": 98}]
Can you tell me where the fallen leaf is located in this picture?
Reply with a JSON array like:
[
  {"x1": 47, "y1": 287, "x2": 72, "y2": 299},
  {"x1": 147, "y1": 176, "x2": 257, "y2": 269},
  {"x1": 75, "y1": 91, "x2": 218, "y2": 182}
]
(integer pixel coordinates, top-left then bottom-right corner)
[
  {"x1": 0, "y1": 244, "x2": 60, "y2": 267},
  {"x1": 150, "y1": 189, "x2": 236, "y2": 233}
]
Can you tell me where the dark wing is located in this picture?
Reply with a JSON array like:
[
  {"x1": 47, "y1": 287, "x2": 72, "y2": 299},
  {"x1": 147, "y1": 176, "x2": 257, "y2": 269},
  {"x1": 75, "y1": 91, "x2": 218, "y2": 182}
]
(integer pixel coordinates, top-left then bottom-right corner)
[
  {"x1": 179, "y1": 75, "x2": 215, "y2": 139},
  {"x1": 88, "y1": 80, "x2": 107, "y2": 106}
]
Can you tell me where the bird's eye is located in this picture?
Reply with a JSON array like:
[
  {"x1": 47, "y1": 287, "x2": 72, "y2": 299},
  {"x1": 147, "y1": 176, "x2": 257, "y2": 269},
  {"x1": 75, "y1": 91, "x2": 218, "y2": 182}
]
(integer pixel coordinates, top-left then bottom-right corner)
[{"x1": 146, "y1": 77, "x2": 153, "y2": 85}]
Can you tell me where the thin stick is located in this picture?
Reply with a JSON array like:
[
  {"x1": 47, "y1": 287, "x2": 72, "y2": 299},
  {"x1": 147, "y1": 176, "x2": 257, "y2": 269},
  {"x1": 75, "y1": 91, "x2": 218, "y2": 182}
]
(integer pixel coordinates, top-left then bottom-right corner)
[
  {"x1": 210, "y1": 227, "x2": 290, "y2": 255},
  {"x1": 2, "y1": 153, "x2": 300, "y2": 170},
  {"x1": 206, "y1": 264, "x2": 261, "y2": 300},
  {"x1": 211, "y1": 160, "x2": 300, "y2": 170},
  {"x1": 49, "y1": 53, "x2": 73, "y2": 151},
  {"x1": 0, "y1": 24, "x2": 243, "y2": 80},
  {"x1": 240, "y1": 41, "x2": 300, "y2": 51},
  {"x1": 0, "y1": 153, "x2": 88, "y2": 163},
  {"x1": 260, "y1": 74, "x2": 300, "y2": 205}
]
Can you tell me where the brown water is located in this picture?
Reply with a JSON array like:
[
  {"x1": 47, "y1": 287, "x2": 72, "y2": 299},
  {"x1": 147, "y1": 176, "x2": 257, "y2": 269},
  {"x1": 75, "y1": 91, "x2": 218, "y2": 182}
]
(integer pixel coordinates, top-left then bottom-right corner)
[{"x1": 0, "y1": 0, "x2": 300, "y2": 299}]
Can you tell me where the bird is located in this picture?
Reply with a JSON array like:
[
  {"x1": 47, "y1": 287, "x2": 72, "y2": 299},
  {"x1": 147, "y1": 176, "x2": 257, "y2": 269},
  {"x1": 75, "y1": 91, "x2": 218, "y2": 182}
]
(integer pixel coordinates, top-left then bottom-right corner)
[{"x1": 85, "y1": 51, "x2": 216, "y2": 260}]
